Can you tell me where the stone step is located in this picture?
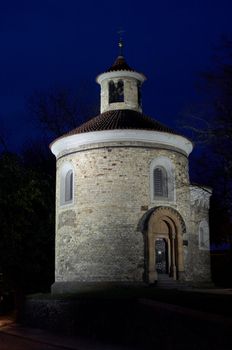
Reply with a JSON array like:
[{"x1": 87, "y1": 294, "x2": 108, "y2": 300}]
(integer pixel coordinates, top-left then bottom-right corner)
[{"x1": 156, "y1": 274, "x2": 187, "y2": 289}]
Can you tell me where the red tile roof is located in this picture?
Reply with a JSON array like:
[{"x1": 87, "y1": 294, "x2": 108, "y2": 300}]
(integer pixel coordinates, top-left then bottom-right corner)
[
  {"x1": 64, "y1": 109, "x2": 175, "y2": 136},
  {"x1": 106, "y1": 56, "x2": 135, "y2": 72}
]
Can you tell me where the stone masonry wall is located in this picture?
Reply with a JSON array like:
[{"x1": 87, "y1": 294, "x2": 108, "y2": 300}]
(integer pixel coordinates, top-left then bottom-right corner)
[
  {"x1": 54, "y1": 141, "x2": 191, "y2": 285},
  {"x1": 187, "y1": 205, "x2": 211, "y2": 283},
  {"x1": 100, "y1": 78, "x2": 141, "y2": 113}
]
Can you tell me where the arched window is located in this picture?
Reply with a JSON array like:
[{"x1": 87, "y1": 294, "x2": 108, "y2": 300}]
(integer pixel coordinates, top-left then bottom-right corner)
[
  {"x1": 109, "y1": 81, "x2": 115, "y2": 103},
  {"x1": 137, "y1": 81, "x2": 141, "y2": 107},
  {"x1": 109, "y1": 80, "x2": 124, "y2": 103},
  {"x1": 65, "y1": 170, "x2": 73, "y2": 202},
  {"x1": 199, "y1": 220, "x2": 210, "y2": 250},
  {"x1": 60, "y1": 163, "x2": 74, "y2": 206},
  {"x1": 150, "y1": 157, "x2": 175, "y2": 202},
  {"x1": 153, "y1": 167, "x2": 168, "y2": 198}
]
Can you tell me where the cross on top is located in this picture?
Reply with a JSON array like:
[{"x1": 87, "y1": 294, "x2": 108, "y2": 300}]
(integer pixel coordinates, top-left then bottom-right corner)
[{"x1": 117, "y1": 28, "x2": 125, "y2": 56}]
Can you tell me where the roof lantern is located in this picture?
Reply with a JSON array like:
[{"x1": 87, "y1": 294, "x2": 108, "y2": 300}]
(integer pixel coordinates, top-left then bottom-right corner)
[{"x1": 96, "y1": 39, "x2": 146, "y2": 113}]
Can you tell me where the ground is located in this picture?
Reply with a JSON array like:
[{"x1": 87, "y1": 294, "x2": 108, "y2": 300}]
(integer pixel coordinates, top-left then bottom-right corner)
[{"x1": 0, "y1": 287, "x2": 232, "y2": 349}]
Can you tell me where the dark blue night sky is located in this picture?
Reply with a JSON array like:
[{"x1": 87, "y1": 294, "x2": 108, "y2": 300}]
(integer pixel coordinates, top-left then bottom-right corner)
[{"x1": 1, "y1": 0, "x2": 232, "y2": 150}]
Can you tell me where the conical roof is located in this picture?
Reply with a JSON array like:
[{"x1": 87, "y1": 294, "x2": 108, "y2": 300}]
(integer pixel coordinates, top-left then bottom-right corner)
[
  {"x1": 63, "y1": 109, "x2": 175, "y2": 136},
  {"x1": 106, "y1": 55, "x2": 135, "y2": 72}
]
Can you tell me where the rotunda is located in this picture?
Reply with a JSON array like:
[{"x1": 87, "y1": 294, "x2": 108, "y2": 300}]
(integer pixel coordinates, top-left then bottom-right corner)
[{"x1": 50, "y1": 47, "x2": 212, "y2": 293}]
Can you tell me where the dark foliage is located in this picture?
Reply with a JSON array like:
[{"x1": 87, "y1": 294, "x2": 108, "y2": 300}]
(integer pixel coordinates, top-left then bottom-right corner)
[
  {"x1": 0, "y1": 150, "x2": 55, "y2": 295},
  {"x1": 1, "y1": 84, "x2": 98, "y2": 300}
]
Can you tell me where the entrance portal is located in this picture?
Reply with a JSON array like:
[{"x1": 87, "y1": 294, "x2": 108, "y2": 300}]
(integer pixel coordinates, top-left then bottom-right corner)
[
  {"x1": 155, "y1": 238, "x2": 168, "y2": 274},
  {"x1": 147, "y1": 207, "x2": 185, "y2": 284}
]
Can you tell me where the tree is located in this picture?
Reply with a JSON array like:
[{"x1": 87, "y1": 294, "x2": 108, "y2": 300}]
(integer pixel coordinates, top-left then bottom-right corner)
[
  {"x1": 1, "y1": 82, "x2": 99, "y2": 308},
  {"x1": 184, "y1": 38, "x2": 232, "y2": 244},
  {"x1": 0, "y1": 151, "x2": 55, "y2": 296},
  {"x1": 0, "y1": 82, "x2": 98, "y2": 308},
  {"x1": 28, "y1": 86, "x2": 98, "y2": 138}
]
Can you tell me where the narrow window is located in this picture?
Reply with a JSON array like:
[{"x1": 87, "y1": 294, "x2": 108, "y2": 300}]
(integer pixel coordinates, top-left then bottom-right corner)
[
  {"x1": 65, "y1": 170, "x2": 73, "y2": 202},
  {"x1": 199, "y1": 228, "x2": 205, "y2": 248},
  {"x1": 109, "y1": 80, "x2": 124, "y2": 103},
  {"x1": 60, "y1": 164, "x2": 74, "y2": 206},
  {"x1": 116, "y1": 80, "x2": 124, "y2": 102},
  {"x1": 109, "y1": 81, "x2": 115, "y2": 103},
  {"x1": 154, "y1": 167, "x2": 168, "y2": 198},
  {"x1": 137, "y1": 81, "x2": 141, "y2": 106},
  {"x1": 199, "y1": 221, "x2": 210, "y2": 250},
  {"x1": 150, "y1": 157, "x2": 175, "y2": 202}
]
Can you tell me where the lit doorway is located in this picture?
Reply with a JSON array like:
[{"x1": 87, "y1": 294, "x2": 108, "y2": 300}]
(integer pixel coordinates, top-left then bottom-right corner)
[
  {"x1": 147, "y1": 207, "x2": 185, "y2": 284},
  {"x1": 155, "y1": 238, "x2": 169, "y2": 274}
]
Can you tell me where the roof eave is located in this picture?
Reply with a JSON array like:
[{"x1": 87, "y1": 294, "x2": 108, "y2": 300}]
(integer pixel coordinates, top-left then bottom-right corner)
[{"x1": 96, "y1": 70, "x2": 147, "y2": 84}]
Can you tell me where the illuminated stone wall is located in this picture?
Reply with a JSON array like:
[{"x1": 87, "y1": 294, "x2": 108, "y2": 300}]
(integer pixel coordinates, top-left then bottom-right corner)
[
  {"x1": 53, "y1": 141, "x2": 194, "y2": 290},
  {"x1": 100, "y1": 77, "x2": 142, "y2": 113},
  {"x1": 185, "y1": 186, "x2": 212, "y2": 283}
]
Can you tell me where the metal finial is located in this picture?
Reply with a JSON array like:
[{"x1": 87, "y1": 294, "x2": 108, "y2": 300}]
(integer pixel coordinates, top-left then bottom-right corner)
[{"x1": 117, "y1": 28, "x2": 125, "y2": 56}]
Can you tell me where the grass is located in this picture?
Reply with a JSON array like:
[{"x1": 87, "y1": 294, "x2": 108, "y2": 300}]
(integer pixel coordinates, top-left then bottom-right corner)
[{"x1": 27, "y1": 285, "x2": 232, "y2": 317}]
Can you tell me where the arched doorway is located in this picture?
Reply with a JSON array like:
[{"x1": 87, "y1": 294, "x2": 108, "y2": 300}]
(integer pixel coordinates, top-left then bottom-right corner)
[{"x1": 146, "y1": 207, "x2": 185, "y2": 284}]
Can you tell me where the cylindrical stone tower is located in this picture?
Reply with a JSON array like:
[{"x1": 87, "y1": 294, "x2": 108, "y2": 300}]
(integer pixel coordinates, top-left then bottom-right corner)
[{"x1": 50, "y1": 49, "x2": 211, "y2": 294}]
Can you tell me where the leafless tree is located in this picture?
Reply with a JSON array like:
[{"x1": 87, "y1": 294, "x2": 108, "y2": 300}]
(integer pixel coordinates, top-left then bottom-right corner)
[
  {"x1": 180, "y1": 37, "x2": 232, "y2": 243},
  {"x1": 28, "y1": 85, "x2": 98, "y2": 138}
]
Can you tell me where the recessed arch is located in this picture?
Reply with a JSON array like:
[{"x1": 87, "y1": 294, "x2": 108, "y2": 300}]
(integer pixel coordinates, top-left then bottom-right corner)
[
  {"x1": 138, "y1": 206, "x2": 186, "y2": 234},
  {"x1": 143, "y1": 206, "x2": 186, "y2": 283}
]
